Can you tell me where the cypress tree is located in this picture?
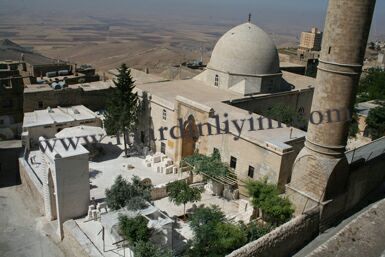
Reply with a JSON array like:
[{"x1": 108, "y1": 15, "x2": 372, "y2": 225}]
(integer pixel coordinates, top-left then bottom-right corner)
[{"x1": 105, "y1": 64, "x2": 139, "y2": 156}]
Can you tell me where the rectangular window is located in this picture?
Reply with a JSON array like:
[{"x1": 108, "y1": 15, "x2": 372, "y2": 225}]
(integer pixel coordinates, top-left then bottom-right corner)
[
  {"x1": 230, "y1": 156, "x2": 237, "y2": 170},
  {"x1": 162, "y1": 109, "x2": 167, "y2": 121},
  {"x1": 248, "y1": 166, "x2": 255, "y2": 178},
  {"x1": 214, "y1": 75, "x2": 219, "y2": 87},
  {"x1": 160, "y1": 142, "x2": 166, "y2": 154},
  {"x1": 38, "y1": 101, "x2": 43, "y2": 109}
]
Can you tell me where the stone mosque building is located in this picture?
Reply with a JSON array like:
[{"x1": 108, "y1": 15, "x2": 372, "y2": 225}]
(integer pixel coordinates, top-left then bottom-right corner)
[{"x1": 123, "y1": 22, "x2": 317, "y2": 196}]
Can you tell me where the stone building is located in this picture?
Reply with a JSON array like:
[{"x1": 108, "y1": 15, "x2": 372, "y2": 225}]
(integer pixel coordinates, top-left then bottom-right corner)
[
  {"x1": 23, "y1": 80, "x2": 114, "y2": 113},
  {"x1": 21, "y1": 105, "x2": 102, "y2": 150},
  {"x1": 0, "y1": 61, "x2": 26, "y2": 124},
  {"x1": 123, "y1": 22, "x2": 316, "y2": 196},
  {"x1": 299, "y1": 27, "x2": 323, "y2": 52},
  {"x1": 20, "y1": 138, "x2": 90, "y2": 239}
]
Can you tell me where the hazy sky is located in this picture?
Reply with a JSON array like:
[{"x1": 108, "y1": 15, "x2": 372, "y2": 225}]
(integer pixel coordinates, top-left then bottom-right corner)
[{"x1": 1, "y1": 0, "x2": 384, "y2": 37}]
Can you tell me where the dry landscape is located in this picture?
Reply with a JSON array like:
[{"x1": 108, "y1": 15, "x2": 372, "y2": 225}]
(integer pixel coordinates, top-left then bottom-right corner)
[{"x1": 0, "y1": 14, "x2": 299, "y2": 76}]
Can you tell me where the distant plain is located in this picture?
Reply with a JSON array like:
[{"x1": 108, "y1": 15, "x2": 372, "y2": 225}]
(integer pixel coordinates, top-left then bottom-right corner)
[{"x1": 1, "y1": 0, "x2": 384, "y2": 76}]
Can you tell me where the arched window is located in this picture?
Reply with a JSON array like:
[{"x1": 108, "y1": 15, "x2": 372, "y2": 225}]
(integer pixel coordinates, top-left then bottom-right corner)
[
  {"x1": 214, "y1": 74, "x2": 219, "y2": 87},
  {"x1": 162, "y1": 109, "x2": 167, "y2": 121}
]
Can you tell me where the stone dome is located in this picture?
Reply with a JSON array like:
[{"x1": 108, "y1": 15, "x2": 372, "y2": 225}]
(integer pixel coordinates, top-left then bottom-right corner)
[{"x1": 208, "y1": 23, "x2": 280, "y2": 75}]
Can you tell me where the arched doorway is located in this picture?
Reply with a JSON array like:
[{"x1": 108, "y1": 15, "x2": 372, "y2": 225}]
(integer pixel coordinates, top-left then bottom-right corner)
[
  {"x1": 182, "y1": 115, "x2": 199, "y2": 158},
  {"x1": 47, "y1": 169, "x2": 57, "y2": 220}
]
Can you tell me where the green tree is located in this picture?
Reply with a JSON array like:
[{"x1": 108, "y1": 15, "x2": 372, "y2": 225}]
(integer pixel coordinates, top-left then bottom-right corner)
[
  {"x1": 105, "y1": 175, "x2": 152, "y2": 211},
  {"x1": 119, "y1": 216, "x2": 172, "y2": 257},
  {"x1": 246, "y1": 179, "x2": 294, "y2": 225},
  {"x1": 214, "y1": 222, "x2": 247, "y2": 254},
  {"x1": 183, "y1": 152, "x2": 229, "y2": 177},
  {"x1": 104, "y1": 63, "x2": 139, "y2": 156},
  {"x1": 119, "y1": 215, "x2": 150, "y2": 246},
  {"x1": 357, "y1": 68, "x2": 385, "y2": 102},
  {"x1": 239, "y1": 221, "x2": 273, "y2": 242},
  {"x1": 134, "y1": 241, "x2": 172, "y2": 257},
  {"x1": 266, "y1": 103, "x2": 307, "y2": 130},
  {"x1": 366, "y1": 105, "x2": 385, "y2": 140},
  {"x1": 186, "y1": 205, "x2": 248, "y2": 257},
  {"x1": 166, "y1": 180, "x2": 202, "y2": 218}
]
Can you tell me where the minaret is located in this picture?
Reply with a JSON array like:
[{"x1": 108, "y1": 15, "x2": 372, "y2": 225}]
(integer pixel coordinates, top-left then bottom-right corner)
[{"x1": 288, "y1": 0, "x2": 377, "y2": 217}]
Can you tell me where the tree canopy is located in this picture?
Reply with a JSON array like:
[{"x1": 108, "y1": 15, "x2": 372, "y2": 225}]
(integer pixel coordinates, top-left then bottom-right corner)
[
  {"x1": 186, "y1": 205, "x2": 272, "y2": 257},
  {"x1": 266, "y1": 103, "x2": 307, "y2": 130},
  {"x1": 105, "y1": 175, "x2": 152, "y2": 211},
  {"x1": 182, "y1": 151, "x2": 229, "y2": 177},
  {"x1": 119, "y1": 215, "x2": 150, "y2": 246},
  {"x1": 134, "y1": 241, "x2": 172, "y2": 257},
  {"x1": 119, "y1": 216, "x2": 172, "y2": 257},
  {"x1": 104, "y1": 63, "x2": 139, "y2": 155},
  {"x1": 366, "y1": 105, "x2": 385, "y2": 140},
  {"x1": 246, "y1": 179, "x2": 294, "y2": 225},
  {"x1": 357, "y1": 68, "x2": 385, "y2": 103},
  {"x1": 166, "y1": 180, "x2": 202, "y2": 217}
]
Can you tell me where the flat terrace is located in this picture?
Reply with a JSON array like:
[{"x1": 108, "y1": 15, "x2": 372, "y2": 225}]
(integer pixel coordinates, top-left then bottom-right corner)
[
  {"x1": 23, "y1": 105, "x2": 98, "y2": 128},
  {"x1": 23, "y1": 80, "x2": 115, "y2": 93}
]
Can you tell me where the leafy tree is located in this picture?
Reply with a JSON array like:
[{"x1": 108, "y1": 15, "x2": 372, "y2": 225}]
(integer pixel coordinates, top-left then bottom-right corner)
[
  {"x1": 246, "y1": 179, "x2": 294, "y2": 225},
  {"x1": 119, "y1": 216, "x2": 173, "y2": 257},
  {"x1": 357, "y1": 68, "x2": 385, "y2": 102},
  {"x1": 186, "y1": 205, "x2": 248, "y2": 257},
  {"x1": 266, "y1": 103, "x2": 307, "y2": 130},
  {"x1": 104, "y1": 63, "x2": 139, "y2": 156},
  {"x1": 183, "y1": 152, "x2": 229, "y2": 177},
  {"x1": 166, "y1": 180, "x2": 202, "y2": 218},
  {"x1": 119, "y1": 215, "x2": 150, "y2": 246},
  {"x1": 239, "y1": 221, "x2": 274, "y2": 242},
  {"x1": 214, "y1": 222, "x2": 247, "y2": 254},
  {"x1": 105, "y1": 175, "x2": 152, "y2": 211},
  {"x1": 134, "y1": 241, "x2": 172, "y2": 257},
  {"x1": 366, "y1": 105, "x2": 385, "y2": 140}
]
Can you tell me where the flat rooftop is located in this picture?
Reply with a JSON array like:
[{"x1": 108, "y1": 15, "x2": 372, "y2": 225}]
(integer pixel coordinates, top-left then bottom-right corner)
[
  {"x1": 109, "y1": 68, "x2": 165, "y2": 85},
  {"x1": 23, "y1": 105, "x2": 98, "y2": 128},
  {"x1": 281, "y1": 70, "x2": 316, "y2": 90},
  {"x1": 136, "y1": 78, "x2": 243, "y2": 107},
  {"x1": 207, "y1": 102, "x2": 306, "y2": 152},
  {"x1": 24, "y1": 80, "x2": 115, "y2": 93},
  {"x1": 356, "y1": 100, "x2": 384, "y2": 117}
]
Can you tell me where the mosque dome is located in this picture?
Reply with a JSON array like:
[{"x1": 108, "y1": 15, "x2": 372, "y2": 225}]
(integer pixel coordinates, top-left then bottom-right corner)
[{"x1": 208, "y1": 23, "x2": 280, "y2": 76}]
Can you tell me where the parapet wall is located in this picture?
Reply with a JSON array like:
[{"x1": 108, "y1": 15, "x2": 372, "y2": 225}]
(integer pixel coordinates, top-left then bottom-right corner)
[
  {"x1": 19, "y1": 157, "x2": 45, "y2": 215},
  {"x1": 226, "y1": 207, "x2": 320, "y2": 257}
]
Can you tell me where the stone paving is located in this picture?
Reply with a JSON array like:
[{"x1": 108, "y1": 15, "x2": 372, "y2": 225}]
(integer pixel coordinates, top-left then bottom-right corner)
[{"x1": 88, "y1": 136, "x2": 189, "y2": 200}]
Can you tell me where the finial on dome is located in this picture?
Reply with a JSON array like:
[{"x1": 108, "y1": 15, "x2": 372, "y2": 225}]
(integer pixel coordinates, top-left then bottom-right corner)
[{"x1": 248, "y1": 13, "x2": 251, "y2": 23}]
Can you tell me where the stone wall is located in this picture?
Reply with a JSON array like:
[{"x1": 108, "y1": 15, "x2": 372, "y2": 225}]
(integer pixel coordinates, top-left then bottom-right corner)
[
  {"x1": 18, "y1": 158, "x2": 45, "y2": 215},
  {"x1": 63, "y1": 220, "x2": 104, "y2": 257},
  {"x1": 307, "y1": 199, "x2": 385, "y2": 257},
  {"x1": 228, "y1": 88, "x2": 314, "y2": 126},
  {"x1": 23, "y1": 87, "x2": 115, "y2": 113},
  {"x1": 226, "y1": 207, "x2": 320, "y2": 257},
  {"x1": 151, "y1": 184, "x2": 168, "y2": 200}
]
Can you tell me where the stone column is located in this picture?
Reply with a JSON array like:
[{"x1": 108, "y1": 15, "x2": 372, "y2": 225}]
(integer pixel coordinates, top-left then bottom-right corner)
[{"x1": 287, "y1": 0, "x2": 376, "y2": 215}]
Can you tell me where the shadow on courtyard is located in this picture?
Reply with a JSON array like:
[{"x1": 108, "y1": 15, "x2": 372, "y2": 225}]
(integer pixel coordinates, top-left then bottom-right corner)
[
  {"x1": 91, "y1": 142, "x2": 123, "y2": 163},
  {"x1": 0, "y1": 147, "x2": 22, "y2": 188}
]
